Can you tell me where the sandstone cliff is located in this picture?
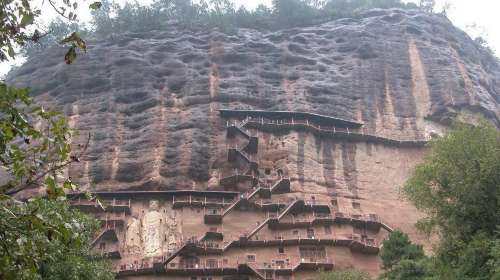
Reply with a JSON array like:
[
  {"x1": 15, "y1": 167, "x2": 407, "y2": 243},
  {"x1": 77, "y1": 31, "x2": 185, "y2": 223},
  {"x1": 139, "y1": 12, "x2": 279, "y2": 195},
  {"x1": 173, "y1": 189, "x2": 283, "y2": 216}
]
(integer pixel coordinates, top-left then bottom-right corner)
[{"x1": 8, "y1": 8, "x2": 500, "y2": 260}]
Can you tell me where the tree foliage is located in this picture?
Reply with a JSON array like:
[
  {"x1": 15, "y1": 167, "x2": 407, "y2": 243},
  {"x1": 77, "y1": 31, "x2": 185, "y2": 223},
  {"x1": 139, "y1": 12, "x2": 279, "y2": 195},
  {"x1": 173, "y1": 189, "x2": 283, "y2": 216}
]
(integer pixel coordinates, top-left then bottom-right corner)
[
  {"x1": 380, "y1": 231, "x2": 433, "y2": 280},
  {"x1": 381, "y1": 230, "x2": 425, "y2": 270},
  {"x1": 403, "y1": 122, "x2": 500, "y2": 240},
  {"x1": 1, "y1": 1, "x2": 114, "y2": 278},
  {"x1": 0, "y1": 199, "x2": 114, "y2": 280},
  {"x1": 0, "y1": 83, "x2": 82, "y2": 196},
  {"x1": 382, "y1": 122, "x2": 500, "y2": 280},
  {"x1": 1, "y1": 0, "x2": 101, "y2": 63},
  {"x1": 21, "y1": 19, "x2": 86, "y2": 59},
  {"x1": 0, "y1": 82, "x2": 112, "y2": 279},
  {"x1": 318, "y1": 269, "x2": 372, "y2": 280},
  {"x1": 418, "y1": 0, "x2": 435, "y2": 13},
  {"x1": 14, "y1": 0, "x2": 437, "y2": 59},
  {"x1": 87, "y1": 0, "x2": 424, "y2": 36}
]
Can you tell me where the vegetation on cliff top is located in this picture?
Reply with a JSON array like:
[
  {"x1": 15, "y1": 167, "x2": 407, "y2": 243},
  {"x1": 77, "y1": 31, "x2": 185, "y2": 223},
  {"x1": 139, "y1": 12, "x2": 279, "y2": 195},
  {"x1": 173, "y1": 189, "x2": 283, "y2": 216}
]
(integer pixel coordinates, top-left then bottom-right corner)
[
  {"x1": 90, "y1": 0, "x2": 423, "y2": 34},
  {"x1": 21, "y1": 0, "x2": 436, "y2": 59}
]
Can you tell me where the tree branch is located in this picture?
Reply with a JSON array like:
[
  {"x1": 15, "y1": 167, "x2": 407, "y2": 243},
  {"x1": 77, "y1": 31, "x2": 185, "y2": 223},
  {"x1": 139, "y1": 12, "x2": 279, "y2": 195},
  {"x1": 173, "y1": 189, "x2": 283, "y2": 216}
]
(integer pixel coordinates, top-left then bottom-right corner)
[
  {"x1": 47, "y1": 0, "x2": 73, "y2": 21},
  {"x1": 4, "y1": 133, "x2": 91, "y2": 196}
]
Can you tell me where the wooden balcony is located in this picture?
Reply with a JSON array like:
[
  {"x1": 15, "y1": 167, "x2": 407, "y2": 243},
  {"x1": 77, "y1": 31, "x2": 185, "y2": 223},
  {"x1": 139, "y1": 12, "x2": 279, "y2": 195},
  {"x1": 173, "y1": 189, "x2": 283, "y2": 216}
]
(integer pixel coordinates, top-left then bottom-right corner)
[
  {"x1": 219, "y1": 109, "x2": 363, "y2": 128},
  {"x1": 173, "y1": 195, "x2": 234, "y2": 209},
  {"x1": 98, "y1": 248, "x2": 121, "y2": 259},
  {"x1": 269, "y1": 212, "x2": 335, "y2": 229},
  {"x1": 94, "y1": 212, "x2": 127, "y2": 227},
  {"x1": 295, "y1": 257, "x2": 334, "y2": 271},
  {"x1": 241, "y1": 116, "x2": 428, "y2": 147},
  {"x1": 219, "y1": 172, "x2": 258, "y2": 187},
  {"x1": 334, "y1": 212, "x2": 387, "y2": 232},
  {"x1": 204, "y1": 208, "x2": 223, "y2": 224},
  {"x1": 70, "y1": 198, "x2": 131, "y2": 214}
]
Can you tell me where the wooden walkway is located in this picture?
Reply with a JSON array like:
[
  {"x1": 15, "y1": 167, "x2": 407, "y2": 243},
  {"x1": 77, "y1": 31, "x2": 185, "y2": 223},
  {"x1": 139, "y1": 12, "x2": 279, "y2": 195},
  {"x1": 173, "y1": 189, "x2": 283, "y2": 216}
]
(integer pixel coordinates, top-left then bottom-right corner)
[
  {"x1": 243, "y1": 117, "x2": 428, "y2": 147},
  {"x1": 219, "y1": 109, "x2": 363, "y2": 128},
  {"x1": 108, "y1": 109, "x2": 402, "y2": 277},
  {"x1": 118, "y1": 257, "x2": 334, "y2": 278},
  {"x1": 204, "y1": 178, "x2": 291, "y2": 224}
]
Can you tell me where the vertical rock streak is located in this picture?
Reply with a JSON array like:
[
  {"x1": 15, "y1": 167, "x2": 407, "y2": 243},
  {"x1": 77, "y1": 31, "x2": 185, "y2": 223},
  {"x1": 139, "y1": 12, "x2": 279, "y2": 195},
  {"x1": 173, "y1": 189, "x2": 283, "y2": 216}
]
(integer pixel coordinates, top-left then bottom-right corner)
[{"x1": 408, "y1": 39, "x2": 432, "y2": 137}]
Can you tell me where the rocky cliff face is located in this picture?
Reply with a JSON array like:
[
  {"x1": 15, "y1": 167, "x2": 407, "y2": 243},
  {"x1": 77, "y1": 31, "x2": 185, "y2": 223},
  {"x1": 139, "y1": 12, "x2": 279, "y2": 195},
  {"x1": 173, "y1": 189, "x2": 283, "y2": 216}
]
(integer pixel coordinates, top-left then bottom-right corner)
[{"x1": 8, "y1": 8, "x2": 500, "y2": 250}]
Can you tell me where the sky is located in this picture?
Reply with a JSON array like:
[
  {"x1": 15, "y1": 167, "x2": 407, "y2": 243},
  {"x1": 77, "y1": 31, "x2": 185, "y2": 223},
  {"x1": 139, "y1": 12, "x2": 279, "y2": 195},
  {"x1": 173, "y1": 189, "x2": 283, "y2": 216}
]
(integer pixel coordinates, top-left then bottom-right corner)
[{"x1": 1, "y1": 0, "x2": 499, "y2": 78}]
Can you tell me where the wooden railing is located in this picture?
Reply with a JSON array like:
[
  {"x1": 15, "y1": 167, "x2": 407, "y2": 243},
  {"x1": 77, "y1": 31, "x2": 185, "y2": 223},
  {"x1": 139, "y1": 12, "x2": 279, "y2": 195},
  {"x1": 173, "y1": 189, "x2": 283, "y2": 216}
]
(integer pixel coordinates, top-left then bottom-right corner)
[
  {"x1": 172, "y1": 195, "x2": 234, "y2": 207},
  {"x1": 243, "y1": 116, "x2": 429, "y2": 147},
  {"x1": 71, "y1": 198, "x2": 131, "y2": 209}
]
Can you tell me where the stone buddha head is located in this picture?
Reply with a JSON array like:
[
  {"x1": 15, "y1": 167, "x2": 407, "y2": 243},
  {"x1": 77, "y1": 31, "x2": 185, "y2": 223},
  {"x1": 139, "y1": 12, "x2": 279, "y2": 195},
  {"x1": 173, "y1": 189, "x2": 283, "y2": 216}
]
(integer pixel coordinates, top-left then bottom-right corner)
[{"x1": 149, "y1": 200, "x2": 160, "y2": 211}]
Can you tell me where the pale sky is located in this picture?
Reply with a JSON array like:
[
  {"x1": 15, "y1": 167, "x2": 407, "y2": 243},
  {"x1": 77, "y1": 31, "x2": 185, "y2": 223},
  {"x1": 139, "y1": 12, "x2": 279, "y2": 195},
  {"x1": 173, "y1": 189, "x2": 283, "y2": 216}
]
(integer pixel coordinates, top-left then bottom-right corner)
[{"x1": 1, "y1": 0, "x2": 499, "y2": 78}]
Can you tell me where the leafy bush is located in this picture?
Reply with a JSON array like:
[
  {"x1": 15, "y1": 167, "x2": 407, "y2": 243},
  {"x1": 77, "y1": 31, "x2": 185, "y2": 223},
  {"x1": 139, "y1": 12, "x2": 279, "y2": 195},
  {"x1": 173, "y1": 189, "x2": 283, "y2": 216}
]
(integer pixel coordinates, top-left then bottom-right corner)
[
  {"x1": 318, "y1": 269, "x2": 372, "y2": 280},
  {"x1": 0, "y1": 199, "x2": 114, "y2": 280},
  {"x1": 381, "y1": 231, "x2": 425, "y2": 270},
  {"x1": 380, "y1": 231, "x2": 431, "y2": 280},
  {"x1": 381, "y1": 122, "x2": 500, "y2": 280}
]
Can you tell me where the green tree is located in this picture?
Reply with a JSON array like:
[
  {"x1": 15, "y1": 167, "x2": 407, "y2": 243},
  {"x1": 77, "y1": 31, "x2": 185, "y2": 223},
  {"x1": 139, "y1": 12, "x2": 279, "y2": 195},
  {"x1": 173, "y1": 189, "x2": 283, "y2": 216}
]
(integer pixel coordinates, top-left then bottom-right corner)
[
  {"x1": 318, "y1": 269, "x2": 372, "y2": 280},
  {"x1": 0, "y1": 199, "x2": 114, "y2": 280},
  {"x1": 381, "y1": 231, "x2": 425, "y2": 270},
  {"x1": 382, "y1": 259, "x2": 432, "y2": 280},
  {"x1": 490, "y1": 237, "x2": 500, "y2": 280},
  {"x1": 272, "y1": 0, "x2": 323, "y2": 28},
  {"x1": 0, "y1": 83, "x2": 79, "y2": 196},
  {"x1": 1, "y1": 0, "x2": 101, "y2": 63},
  {"x1": 380, "y1": 231, "x2": 431, "y2": 280},
  {"x1": 21, "y1": 19, "x2": 85, "y2": 59},
  {"x1": 0, "y1": 83, "x2": 113, "y2": 279},
  {"x1": 88, "y1": 0, "x2": 427, "y2": 37},
  {"x1": 403, "y1": 122, "x2": 500, "y2": 240},
  {"x1": 400, "y1": 122, "x2": 500, "y2": 279},
  {"x1": 90, "y1": 0, "x2": 118, "y2": 35},
  {"x1": 418, "y1": 0, "x2": 435, "y2": 13}
]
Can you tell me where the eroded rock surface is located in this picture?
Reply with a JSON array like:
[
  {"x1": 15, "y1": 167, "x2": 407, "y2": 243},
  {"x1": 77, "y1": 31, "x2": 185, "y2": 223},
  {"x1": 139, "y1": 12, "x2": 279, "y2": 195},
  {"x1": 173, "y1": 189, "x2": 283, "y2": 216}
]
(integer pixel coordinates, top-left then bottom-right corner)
[{"x1": 8, "y1": 9, "x2": 500, "y2": 267}]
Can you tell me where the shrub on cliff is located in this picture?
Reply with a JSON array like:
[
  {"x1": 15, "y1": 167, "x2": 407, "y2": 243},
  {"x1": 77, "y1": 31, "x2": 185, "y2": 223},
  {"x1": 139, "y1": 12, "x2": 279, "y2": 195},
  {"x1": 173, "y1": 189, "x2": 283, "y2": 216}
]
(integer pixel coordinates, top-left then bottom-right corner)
[
  {"x1": 380, "y1": 231, "x2": 433, "y2": 280},
  {"x1": 381, "y1": 230, "x2": 425, "y2": 270},
  {"x1": 318, "y1": 269, "x2": 372, "y2": 280},
  {"x1": 404, "y1": 122, "x2": 500, "y2": 240},
  {"x1": 382, "y1": 122, "x2": 500, "y2": 280}
]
